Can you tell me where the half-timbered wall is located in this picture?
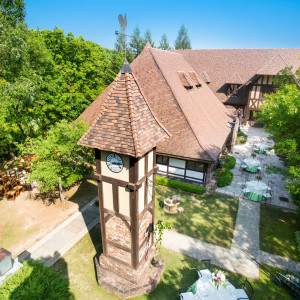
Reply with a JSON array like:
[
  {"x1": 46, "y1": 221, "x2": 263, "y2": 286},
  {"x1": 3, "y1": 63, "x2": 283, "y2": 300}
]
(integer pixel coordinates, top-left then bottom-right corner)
[{"x1": 245, "y1": 75, "x2": 274, "y2": 123}]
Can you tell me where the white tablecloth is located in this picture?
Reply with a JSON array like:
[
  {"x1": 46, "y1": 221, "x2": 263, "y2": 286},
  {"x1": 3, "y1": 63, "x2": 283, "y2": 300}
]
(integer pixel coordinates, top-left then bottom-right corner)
[
  {"x1": 242, "y1": 158, "x2": 260, "y2": 168},
  {"x1": 244, "y1": 181, "x2": 269, "y2": 195},
  {"x1": 253, "y1": 143, "x2": 269, "y2": 152},
  {"x1": 181, "y1": 276, "x2": 236, "y2": 300}
]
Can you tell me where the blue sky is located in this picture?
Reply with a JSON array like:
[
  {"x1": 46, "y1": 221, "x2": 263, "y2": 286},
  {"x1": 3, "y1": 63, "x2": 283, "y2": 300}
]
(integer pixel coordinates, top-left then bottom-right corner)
[{"x1": 25, "y1": 0, "x2": 300, "y2": 50}]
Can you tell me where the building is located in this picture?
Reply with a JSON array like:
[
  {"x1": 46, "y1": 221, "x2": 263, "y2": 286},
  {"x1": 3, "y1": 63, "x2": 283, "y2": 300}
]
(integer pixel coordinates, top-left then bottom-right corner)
[
  {"x1": 79, "y1": 43, "x2": 238, "y2": 186},
  {"x1": 175, "y1": 48, "x2": 300, "y2": 123}
]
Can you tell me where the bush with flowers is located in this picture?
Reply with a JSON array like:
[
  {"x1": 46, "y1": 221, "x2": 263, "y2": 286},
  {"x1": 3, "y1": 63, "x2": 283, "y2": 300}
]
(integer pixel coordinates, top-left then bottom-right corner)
[
  {"x1": 211, "y1": 270, "x2": 226, "y2": 289},
  {"x1": 251, "y1": 152, "x2": 257, "y2": 158},
  {"x1": 256, "y1": 174, "x2": 262, "y2": 181}
]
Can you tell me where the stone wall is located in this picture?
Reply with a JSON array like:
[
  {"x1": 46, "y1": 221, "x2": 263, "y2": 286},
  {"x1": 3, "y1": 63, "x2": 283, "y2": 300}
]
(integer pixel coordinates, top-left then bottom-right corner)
[{"x1": 226, "y1": 117, "x2": 239, "y2": 152}]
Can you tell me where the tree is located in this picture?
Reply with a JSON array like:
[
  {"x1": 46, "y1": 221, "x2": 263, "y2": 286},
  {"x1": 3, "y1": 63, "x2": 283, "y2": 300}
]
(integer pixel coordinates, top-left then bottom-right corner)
[
  {"x1": 144, "y1": 29, "x2": 155, "y2": 47},
  {"x1": 257, "y1": 84, "x2": 300, "y2": 206},
  {"x1": 114, "y1": 26, "x2": 126, "y2": 53},
  {"x1": 174, "y1": 25, "x2": 191, "y2": 49},
  {"x1": 159, "y1": 33, "x2": 170, "y2": 50},
  {"x1": 22, "y1": 120, "x2": 93, "y2": 204},
  {"x1": 273, "y1": 66, "x2": 300, "y2": 89},
  {"x1": 129, "y1": 25, "x2": 144, "y2": 56},
  {"x1": 0, "y1": 0, "x2": 26, "y2": 26}
]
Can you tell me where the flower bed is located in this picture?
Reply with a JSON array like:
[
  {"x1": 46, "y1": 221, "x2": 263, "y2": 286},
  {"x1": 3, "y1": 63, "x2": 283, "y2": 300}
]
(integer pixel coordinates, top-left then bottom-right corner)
[
  {"x1": 236, "y1": 130, "x2": 248, "y2": 144},
  {"x1": 214, "y1": 168, "x2": 233, "y2": 187}
]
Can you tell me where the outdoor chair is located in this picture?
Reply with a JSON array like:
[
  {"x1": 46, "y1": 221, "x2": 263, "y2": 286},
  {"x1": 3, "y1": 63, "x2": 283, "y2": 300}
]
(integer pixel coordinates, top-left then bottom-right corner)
[
  {"x1": 3, "y1": 184, "x2": 17, "y2": 201},
  {"x1": 197, "y1": 259, "x2": 211, "y2": 278},
  {"x1": 0, "y1": 185, "x2": 4, "y2": 196},
  {"x1": 11, "y1": 178, "x2": 25, "y2": 196},
  {"x1": 235, "y1": 279, "x2": 253, "y2": 299}
]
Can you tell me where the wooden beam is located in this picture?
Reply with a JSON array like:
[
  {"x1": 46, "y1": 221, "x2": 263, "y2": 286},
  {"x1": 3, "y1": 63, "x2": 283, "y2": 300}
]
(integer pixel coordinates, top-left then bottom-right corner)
[
  {"x1": 107, "y1": 240, "x2": 131, "y2": 253},
  {"x1": 144, "y1": 153, "x2": 148, "y2": 207},
  {"x1": 103, "y1": 208, "x2": 131, "y2": 222},
  {"x1": 112, "y1": 183, "x2": 119, "y2": 213}
]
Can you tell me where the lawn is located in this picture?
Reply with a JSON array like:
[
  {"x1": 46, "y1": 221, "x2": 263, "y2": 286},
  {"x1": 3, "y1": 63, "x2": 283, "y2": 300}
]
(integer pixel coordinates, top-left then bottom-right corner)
[
  {"x1": 260, "y1": 204, "x2": 299, "y2": 262},
  {"x1": 51, "y1": 224, "x2": 292, "y2": 300},
  {"x1": 0, "y1": 178, "x2": 97, "y2": 258},
  {"x1": 155, "y1": 187, "x2": 239, "y2": 249}
]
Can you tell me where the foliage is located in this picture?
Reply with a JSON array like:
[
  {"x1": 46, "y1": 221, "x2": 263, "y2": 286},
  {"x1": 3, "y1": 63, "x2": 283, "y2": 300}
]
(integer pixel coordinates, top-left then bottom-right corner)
[
  {"x1": 0, "y1": 22, "x2": 123, "y2": 161},
  {"x1": 21, "y1": 120, "x2": 93, "y2": 203},
  {"x1": 257, "y1": 84, "x2": 300, "y2": 206},
  {"x1": 153, "y1": 219, "x2": 172, "y2": 260},
  {"x1": 174, "y1": 24, "x2": 192, "y2": 49},
  {"x1": 156, "y1": 177, "x2": 206, "y2": 195},
  {"x1": 236, "y1": 130, "x2": 248, "y2": 144},
  {"x1": 129, "y1": 25, "x2": 144, "y2": 57},
  {"x1": 296, "y1": 231, "x2": 300, "y2": 254},
  {"x1": 220, "y1": 155, "x2": 236, "y2": 170},
  {"x1": 214, "y1": 168, "x2": 233, "y2": 187},
  {"x1": 144, "y1": 28, "x2": 155, "y2": 47},
  {"x1": 273, "y1": 66, "x2": 300, "y2": 89},
  {"x1": 114, "y1": 26, "x2": 135, "y2": 63},
  {"x1": 159, "y1": 33, "x2": 170, "y2": 50},
  {"x1": 0, "y1": 0, "x2": 25, "y2": 26},
  {"x1": 265, "y1": 164, "x2": 289, "y2": 177},
  {"x1": 0, "y1": 260, "x2": 73, "y2": 299}
]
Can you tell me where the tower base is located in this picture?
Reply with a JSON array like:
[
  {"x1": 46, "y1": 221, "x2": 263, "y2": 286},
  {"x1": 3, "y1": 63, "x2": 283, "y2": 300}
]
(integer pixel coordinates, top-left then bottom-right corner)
[{"x1": 94, "y1": 255, "x2": 165, "y2": 299}]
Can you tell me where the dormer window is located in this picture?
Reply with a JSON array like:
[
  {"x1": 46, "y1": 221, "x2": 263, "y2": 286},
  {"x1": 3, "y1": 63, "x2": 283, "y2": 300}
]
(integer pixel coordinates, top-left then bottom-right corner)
[
  {"x1": 177, "y1": 71, "x2": 194, "y2": 90},
  {"x1": 227, "y1": 84, "x2": 240, "y2": 96},
  {"x1": 188, "y1": 71, "x2": 202, "y2": 89}
]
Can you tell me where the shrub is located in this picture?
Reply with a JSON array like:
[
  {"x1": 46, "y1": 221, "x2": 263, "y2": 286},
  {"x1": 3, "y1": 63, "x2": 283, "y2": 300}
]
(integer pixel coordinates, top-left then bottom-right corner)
[
  {"x1": 236, "y1": 130, "x2": 248, "y2": 144},
  {"x1": 156, "y1": 177, "x2": 206, "y2": 195},
  {"x1": 296, "y1": 231, "x2": 300, "y2": 254},
  {"x1": 220, "y1": 155, "x2": 236, "y2": 170},
  {"x1": 0, "y1": 260, "x2": 73, "y2": 300},
  {"x1": 214, "y1": 168, "x2": 233, "y2": 187}
]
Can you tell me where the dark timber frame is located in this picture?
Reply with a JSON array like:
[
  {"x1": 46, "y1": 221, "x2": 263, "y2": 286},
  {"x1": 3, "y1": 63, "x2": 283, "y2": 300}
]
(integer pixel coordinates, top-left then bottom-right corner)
[{"x1": 95, "y1": 148, "x2": 156, "y2": 270}]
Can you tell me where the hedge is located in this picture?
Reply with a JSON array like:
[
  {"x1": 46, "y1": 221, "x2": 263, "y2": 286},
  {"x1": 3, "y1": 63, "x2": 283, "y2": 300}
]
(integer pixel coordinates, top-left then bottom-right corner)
[
  {"x1": 214, "y1": 168, "x2": 233, "y2": 187},
  {"x1": 156, "y1": 177, "x2": 206, "y2": 195},
  {"x1": 220, "y1": 155, "x2": 236, "y2": 170},
  {"x1": 0, "y1": 260, "x2": 72, "y2": 300}
]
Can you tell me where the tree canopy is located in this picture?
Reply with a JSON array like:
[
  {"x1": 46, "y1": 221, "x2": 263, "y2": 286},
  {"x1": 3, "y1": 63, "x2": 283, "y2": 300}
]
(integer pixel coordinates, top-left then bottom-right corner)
[
  {"x1": 144, "y1": 29, "x2": 155, "y2": 47},
  {"x1": 174, "y1": 25, "x2": 192, "y2": 49},
  {"x1": 159, "y1": 33, "x2": 170, "y2": 50},
  {"x1": 129, "y1": 25, "x2": 145, "y2": 56}
]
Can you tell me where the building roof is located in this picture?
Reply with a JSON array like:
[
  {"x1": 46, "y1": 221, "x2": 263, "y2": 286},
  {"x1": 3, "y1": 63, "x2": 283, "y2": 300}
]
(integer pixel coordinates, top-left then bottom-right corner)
[
  {"x1": 131, "y1": 47, "x2": 233, "y2": 161},
  {"x1": 174, "y1": 48, "x2": 300, "y2": 104},
  {"x1": 78, "y1": 60, "x2": 170, "y2": 158}
]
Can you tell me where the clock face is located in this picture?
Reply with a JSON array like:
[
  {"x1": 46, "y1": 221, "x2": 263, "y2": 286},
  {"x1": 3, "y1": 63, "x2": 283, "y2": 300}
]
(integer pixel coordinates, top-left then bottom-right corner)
[{"x1": 106, "y1": 153, "x2": 124, "y2": 173}]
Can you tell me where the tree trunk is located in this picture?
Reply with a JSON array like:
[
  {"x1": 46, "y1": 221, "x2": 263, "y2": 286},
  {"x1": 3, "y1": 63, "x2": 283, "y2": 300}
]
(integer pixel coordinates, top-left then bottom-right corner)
[{"x1": 58, "y1": 176, "x2": 66, "y2": 205}]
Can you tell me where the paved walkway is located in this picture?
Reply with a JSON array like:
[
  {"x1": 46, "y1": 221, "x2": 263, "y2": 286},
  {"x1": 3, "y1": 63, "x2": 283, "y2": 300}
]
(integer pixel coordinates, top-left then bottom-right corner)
[
  {"x1": 217, "y1": 125, "x2": 297, "y2": 211},
  {"x1": 18, "y1": 197, "x2": 99, "y2": 267}
]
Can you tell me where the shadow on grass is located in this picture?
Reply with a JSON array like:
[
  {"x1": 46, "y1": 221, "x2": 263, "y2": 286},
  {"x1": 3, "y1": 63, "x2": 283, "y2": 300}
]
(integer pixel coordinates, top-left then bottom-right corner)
[{"x1": 0, "y1": 253, "x2": 73, "y2": 300}]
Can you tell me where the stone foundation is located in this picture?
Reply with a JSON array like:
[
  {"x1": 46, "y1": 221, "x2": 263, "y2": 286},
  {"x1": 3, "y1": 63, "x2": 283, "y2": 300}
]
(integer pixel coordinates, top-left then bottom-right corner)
[{"x1": 95, "y1": 254, "x2": 165, "y2": 299}]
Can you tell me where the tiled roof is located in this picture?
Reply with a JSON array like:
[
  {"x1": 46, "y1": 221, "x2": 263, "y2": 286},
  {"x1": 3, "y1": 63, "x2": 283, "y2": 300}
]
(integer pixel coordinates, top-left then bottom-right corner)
[
  {"x1": 131, "y1": 47, "x2": 233, "y2": 161},
  {"x1": 78, "y1": 60, "x2": 170, "y2": 157},
  {"x1": 174, "y1": 48, "x2": 300, "y2": 104}
]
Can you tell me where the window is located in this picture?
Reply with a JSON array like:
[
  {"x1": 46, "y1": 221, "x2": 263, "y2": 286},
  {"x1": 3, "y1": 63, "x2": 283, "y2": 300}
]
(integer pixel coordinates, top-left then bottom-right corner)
[
  {"x1": 227, "y1": 84, "x2": 240, "y2": 96},
  {"x1": 157, "y1": 155, "x2": 168, "y2": 165},
  {"x1": 187, "y1": 161, "x2": 204, "y2": 172}
]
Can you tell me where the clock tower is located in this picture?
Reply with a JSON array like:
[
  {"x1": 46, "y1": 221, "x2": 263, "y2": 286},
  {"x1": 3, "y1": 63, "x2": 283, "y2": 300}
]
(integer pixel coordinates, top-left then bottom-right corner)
[{"x1": 78, "y1": 59, "x2": 170, "y2": 298}]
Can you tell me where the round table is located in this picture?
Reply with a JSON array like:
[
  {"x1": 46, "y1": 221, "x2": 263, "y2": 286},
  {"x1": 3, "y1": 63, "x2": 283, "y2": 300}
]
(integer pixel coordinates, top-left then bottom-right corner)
[
  {"x1": 253, "y1": 143, "x2": 269, "y2": 154},
  {"x1": 243, "y1": 181, "x2": 271, "y2": 201},
  {"x1": 242, "y1": 158, "x2": 261, "y2": 173}
]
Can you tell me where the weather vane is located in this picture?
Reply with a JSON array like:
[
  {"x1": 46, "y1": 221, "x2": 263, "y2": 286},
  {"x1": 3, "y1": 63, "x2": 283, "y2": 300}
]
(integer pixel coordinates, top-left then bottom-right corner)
[{"x1": 115, "y1": 14, "x2": 131, "y2": 59}]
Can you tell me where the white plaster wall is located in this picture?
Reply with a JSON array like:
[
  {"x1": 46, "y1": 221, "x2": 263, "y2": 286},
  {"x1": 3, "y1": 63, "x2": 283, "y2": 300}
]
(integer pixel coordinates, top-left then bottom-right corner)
[
  {"x1": 138, "y1": 182, "x2": 145, "y2": 213},
  {"x1": 100, "y1": 151, "x2": 129, "y2": 181},
  {"x1": 257, "y1": 77, "x2": 262, "y2": 84},
  {"x1": 102, "y1": 182, "x2": 114, "y2": 211},
  {"x1": 250, "y1": 86, "x2": 255, "y2": 99},
  {"x1": 255, "y1": 86, "x2": 261, "y2": 99},
  {"x1": 263, "y1": 75, "x2": 268, "y2": 84},
  {"x1": 118, "y1": 186, "x2": 130, "y2": 217},
  {"x1": 138, "y1": 155, "x2": 145, "y2": 180},
  {"x1": 268, "y1": 76, "x2": 273, "y2": 85},
  {"x1": 147, "y1": 175, "x2": 153, "y2": 203},
  {"x1": 148, "y1": 150, "x2": 153, "y2": 172}
]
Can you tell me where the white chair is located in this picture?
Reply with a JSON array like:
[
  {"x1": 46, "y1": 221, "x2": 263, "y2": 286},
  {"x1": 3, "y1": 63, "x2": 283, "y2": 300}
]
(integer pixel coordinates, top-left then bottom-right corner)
[{"x1": 197, "y1": 259, "x2": 211, "y2": 279}]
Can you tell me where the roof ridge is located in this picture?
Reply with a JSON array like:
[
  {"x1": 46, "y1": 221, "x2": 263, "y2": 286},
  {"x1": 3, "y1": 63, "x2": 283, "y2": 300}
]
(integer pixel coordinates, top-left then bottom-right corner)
[
  {"x1": 149, "y1": 48, "x2": 214, "y2": 161},
  {"x1": 125, "y1": 73, "x2": 140, "y2": 157},
  {"x1": 256, "y1": 52, "x2": 289, "y2": 75}
]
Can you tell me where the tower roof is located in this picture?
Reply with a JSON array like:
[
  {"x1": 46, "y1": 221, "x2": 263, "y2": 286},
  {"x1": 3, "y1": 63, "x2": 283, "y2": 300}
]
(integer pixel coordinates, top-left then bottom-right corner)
[{"x1": 78, "y1": 60, "x2": 170, "y2": 157}]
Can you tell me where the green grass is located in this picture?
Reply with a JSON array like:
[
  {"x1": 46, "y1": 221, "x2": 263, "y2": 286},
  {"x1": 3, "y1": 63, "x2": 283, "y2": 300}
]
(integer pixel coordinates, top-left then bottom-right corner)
[
  {"x1": 0, "y1": 260, "x2": 73, "y2": 299},
  {"x1": 260, "y1": 204, "x2": 300, "y2": 262},
  {"x1": 51, "y1": 225, "x2": 292, "y2": 300},
  {"x1": 155, "y1": 187, "x2": 239, "y2": 249}
]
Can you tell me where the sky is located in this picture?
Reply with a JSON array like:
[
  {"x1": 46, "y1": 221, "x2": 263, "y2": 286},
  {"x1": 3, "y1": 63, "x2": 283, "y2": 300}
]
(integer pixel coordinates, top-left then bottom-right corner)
[{"x1": 25, "y1": 0, "x2": 300, "y2": 50}]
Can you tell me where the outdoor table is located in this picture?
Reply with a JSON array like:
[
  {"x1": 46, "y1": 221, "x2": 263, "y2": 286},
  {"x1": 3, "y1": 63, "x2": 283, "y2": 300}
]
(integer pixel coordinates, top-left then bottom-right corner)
[
  {"x1": 253, "y1": 142, "x2": 269, "y2": 154},
  {"x1": 243, "y1": 180, "x2": 270, "y2": 202},
  {"x1": 180, "y1": 276, "x2": 237, "y2": 300},
  {"x1": 242, "y1": 158, "x2": 261, "y2": 173}
]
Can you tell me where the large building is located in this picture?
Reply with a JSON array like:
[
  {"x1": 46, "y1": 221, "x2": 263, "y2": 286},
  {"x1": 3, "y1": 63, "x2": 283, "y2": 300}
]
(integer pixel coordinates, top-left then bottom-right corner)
[
  {"x1": 79, "y1": 45, "x2": 300, "y2": 186},
  {"x1": 175, "y1": 48, "x2": 300, "y2": 123}
]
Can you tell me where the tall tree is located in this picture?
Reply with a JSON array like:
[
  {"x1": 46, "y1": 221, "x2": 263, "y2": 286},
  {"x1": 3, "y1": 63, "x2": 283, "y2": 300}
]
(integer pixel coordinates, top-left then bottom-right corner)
[
  {"x1": 114, "y1": 26, "x2": 126, "y2": 53},
  {"x1": 174, "y1": 25, "x2": 192, "y2": 49},
  {"x1": 0, "y1": 0, "x2": 26, "y2": 26},
  {"x1": 22, "y1": 120, "x2": 93, "y2": 204},
  {"x1": 144, "y1": 29, "x2": 155, "y2": 47},
  {"x1": 159, "y1": 33, "x2": 170, "y2": 50},
  {"x1": 129, "y1": 25, "x2": 144, "y2": 57}
]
